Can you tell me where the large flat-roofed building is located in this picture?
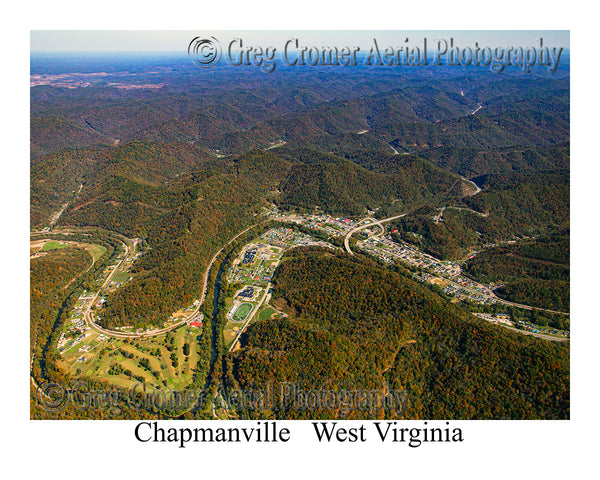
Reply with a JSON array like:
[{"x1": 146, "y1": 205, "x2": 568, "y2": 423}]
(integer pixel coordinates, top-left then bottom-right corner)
[
  {"x1": 238, "y1": 286, "x2": 255, "y2": 299},
  {"x1": 242, "y1": 250, "x2": 257, "y2": 264}
]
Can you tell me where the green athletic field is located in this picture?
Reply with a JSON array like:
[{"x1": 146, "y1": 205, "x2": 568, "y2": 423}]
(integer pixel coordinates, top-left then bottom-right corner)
[{"x1": 233, "y1": 303, "x2": 253, "y2": 322}]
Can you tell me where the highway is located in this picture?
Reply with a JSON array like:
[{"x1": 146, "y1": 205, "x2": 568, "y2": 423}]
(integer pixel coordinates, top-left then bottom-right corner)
[
  {"x1": 499, "y1": 324, "x2": 568, "y2": 342},
  {"x1": 82, "y1": 236, "x2": 148, "y2": 338},
  {"x1": 39, "y1": 213, "x2": 569, "y2": 345},
  {"x1": 489, "y1": 296, "x2": 570, "y2": 316},
  {"x1": 362, "y1": 237, "x2": 569, "y2": 317},
  {"x1": 344, "y1": 215, "x2": 569, "y2": 317},
  {"x1": 82, "y1": 224, "x2": 262, "y2": 339},
  {"x1": 437, "y1": 273, "x2": 569, "y2": 315},
  {"x1": 344, "y1": 213, "x2": 408, "y2": 255}
]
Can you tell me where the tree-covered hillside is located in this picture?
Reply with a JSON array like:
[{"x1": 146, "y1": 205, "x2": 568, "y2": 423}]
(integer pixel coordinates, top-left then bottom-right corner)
[{"x1": 230, "y1": 248, "x2": 569, "y2": 419}]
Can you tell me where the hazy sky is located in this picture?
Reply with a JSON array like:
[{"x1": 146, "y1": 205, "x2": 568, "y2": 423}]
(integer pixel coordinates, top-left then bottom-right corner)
[{"x1": 31, "y1": 30, "x2": 570, "y2": 52}]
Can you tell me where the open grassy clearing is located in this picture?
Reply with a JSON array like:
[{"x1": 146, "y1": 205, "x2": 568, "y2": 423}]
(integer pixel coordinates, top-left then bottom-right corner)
[
  {"x1": 258, "y1": 306, "x2": 277, "y2": 321},
  {"x1": 58, "y1": 325, "x2": 202, "y2": 391},
  {"x1": 223, "y1": 325, "x2": 240, "y2": 349},
  {"x1": 41, "y1": 240, "x2": 69, "y2": 252},
  {"x1": 82, "y1": 243, "x2": 107, "y2": 261},
  {"x1": 111, "y1": 270, "x2": 131, "y2": 283}
]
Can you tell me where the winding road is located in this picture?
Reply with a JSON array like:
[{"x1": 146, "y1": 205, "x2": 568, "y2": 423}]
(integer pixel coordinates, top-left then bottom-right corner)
[
  {"x1": 343, "y1": 213, "x2": 569, "y2": 317},
  {"x1": 344, "y1": 214, "x2": 408, "y2": 255},
  {"x1": 82, "y1": 224, "x2": 261, "y2": 339},
  {"x1": 460, "y1": 176, "x2": 482, "y2": 196}
]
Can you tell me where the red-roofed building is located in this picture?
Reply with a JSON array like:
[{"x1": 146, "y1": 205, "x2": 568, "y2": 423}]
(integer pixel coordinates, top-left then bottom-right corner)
[{"x1": 190, "y1": 321, "x2": 203, "y2": 327}]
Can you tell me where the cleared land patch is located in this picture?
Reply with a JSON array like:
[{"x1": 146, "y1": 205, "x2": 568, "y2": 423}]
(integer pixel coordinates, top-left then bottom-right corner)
[{"x1": 41, "y1": 240, "x2": 68, "y2": 252}]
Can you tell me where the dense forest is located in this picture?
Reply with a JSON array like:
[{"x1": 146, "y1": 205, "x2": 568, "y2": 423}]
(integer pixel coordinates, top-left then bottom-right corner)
[
  {"x1": 30, "y1": 230, "x2": 121, "y2": 384},
  {"x1": 30, "y1": 247, "x2": 91, "y2": 356},
  {"x1": 30, "y1": 142, "x2": 478, "y2": 328},
  {"x1": 229, "y1": 248, "x2": 569, "y2": 419},
  {"x1": 275, "y1": 151, "x2": 463, "y2": 215},
  {"x1": 90, "y1": 173, "x2": 268, "y2": 329},
  {"x1": 464, "y1": 233, "x2": 570, "y2": 312},
  {"x1": 388, "y1": 168, "x2": 569, "y2": 260},
  {"x1": 418, "y1": 143, "x2": 570, "y2": 178}
]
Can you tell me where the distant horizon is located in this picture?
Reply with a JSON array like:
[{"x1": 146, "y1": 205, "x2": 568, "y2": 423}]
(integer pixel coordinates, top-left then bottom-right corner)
[
  {"x1": 30, "y1": 48, "x2": 572, "y2": 55},
  {"x1": 30, "y1": 44, "x2": 570, "y2": 77},
  {"x1": 31, "y1": 30, "x2": 570, "y2": 53}
]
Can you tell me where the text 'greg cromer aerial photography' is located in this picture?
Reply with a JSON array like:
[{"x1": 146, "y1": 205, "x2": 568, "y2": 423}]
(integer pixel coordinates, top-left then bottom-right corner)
[{"x1": 30, "y1": 30, "x2": 570, "y2": 422}]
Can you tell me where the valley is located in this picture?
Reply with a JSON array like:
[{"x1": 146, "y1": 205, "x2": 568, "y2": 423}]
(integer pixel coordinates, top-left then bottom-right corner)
[{"x1": 30, "y1": 51, "x2": 570, "y2": 420}]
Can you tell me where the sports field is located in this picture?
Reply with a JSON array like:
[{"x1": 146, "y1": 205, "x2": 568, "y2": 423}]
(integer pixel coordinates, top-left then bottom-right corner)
[
  {"x1": 258, "y1": 306, "x2": 276, "y2": 321},
  {"x1": 233, "y1": 303, "x2": 253, "y2": 322},
  {"x1": 41, "y1": 240, "x2": 68, "y2": 251}
]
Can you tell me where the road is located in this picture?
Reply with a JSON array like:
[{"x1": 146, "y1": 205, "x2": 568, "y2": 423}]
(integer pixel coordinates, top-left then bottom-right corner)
[
  {"x1": 499, "y1": 324, "x2": 568, "y2": 342},
  {"x1": 83, "y1": 223, "x2": 261, "y2": 339},
  {"x1": 489, "y1": 296, "x2": 570, "y2": 316},
  {"x1": 82, "y1": 237, "x2": 145, "y2": 338},
  {"x1": 436, "y1": 273, "x2": 569, "y2": 315},
  {"x1": 341, "y1": 185, "x2": 569, "y2": 316},
  {"x1": 345, "y1": 217, "x2": 569, "y2": 317},
  {"x1": 344, "y1": 213, "x2": 408, "y2": 255},
  {"x1": 343, "y1": 175, "x2": 483, "y2": 255}
]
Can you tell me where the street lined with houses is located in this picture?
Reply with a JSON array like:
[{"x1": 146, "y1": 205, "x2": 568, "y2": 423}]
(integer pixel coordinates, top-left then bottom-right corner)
[
  {"x1": 46, "y1": 203, "x2": 569, "y2": 364},
  {"x1": 262, "y1": 206, "x2": 569, "y2": 330},
  {"x1": 473, "y1": 313, "x2": 568, "y2": 341}
]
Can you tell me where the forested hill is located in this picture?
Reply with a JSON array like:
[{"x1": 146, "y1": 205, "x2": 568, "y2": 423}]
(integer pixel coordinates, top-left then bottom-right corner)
[
  {"x1": 30, "y1": 141, "x2": 215, "y2": 226},
  {"x1": 230, "y1": 248, "x2": 569, "y2": 419},
  {"x1": 30, "y1": 54, "x2": 570, "y2": 424},
  {"x1": 31, "y1": 59, "x2": 570, "y2": 329},
  {"x1": 418, "y1": 143, "x2": 570, "y2": 178},
  {"x1": 30, "y1": 141, "x2": 466, "y2": 329},
  {"x1": 31, "y1": 63, "x2": 569, "y2": 158},
  {"x1": 271, "y1": 148, "x2": 465, "y2": 215},
  {"x1": 31, "y1": 142, "x2": 465, "y2": 234}
]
